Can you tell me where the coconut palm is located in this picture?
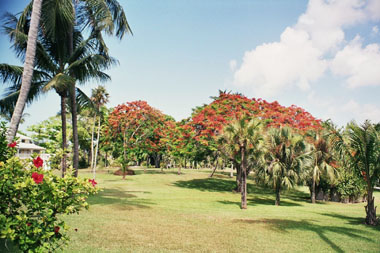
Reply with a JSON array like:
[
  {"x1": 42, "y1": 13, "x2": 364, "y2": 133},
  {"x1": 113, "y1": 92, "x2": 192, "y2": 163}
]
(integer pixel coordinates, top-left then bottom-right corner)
[
  {"x1": 12, "y1": 0, "x2": 132, "y2": 176},
  {"x1": 265, "y1": 127, "x2": 307, "y2": 206},
  {"x1": 90, "y1": 85, "x2": 109, "y2": 178},
  {"x1": 0, "y1": 12, "x2": 116, "y2": 176},
  {"x1": 306, "y1": 128, "x2": 336, "y2": 203},
  {"x1": 329, "y1": 120, "x2": 380, "y2": 225},
  {"x1": 218, "y1": 117, "x2": 264, "y2": 209},
  {"x1": 6, "y1": 0, "x2": 43, "y2": 142}
]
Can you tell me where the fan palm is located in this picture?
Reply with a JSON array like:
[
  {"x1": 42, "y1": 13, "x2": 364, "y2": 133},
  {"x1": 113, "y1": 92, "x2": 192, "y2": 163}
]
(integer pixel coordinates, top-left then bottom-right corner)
[
  {"x1": 218, "y1": 117, "x2": 264, "y2": 209},
  {"x1": 329, "y1": 120, "x2": 380, "y2": 225},
  {"x1": 265, "y1": 127, "x2": 307, "y2": 206},
  {"x1": 306, "y1": 128, "x2": 336, "y2": 203},
  {"x1": 0, "y1": 12, "x2": 116, "y2": 176}
]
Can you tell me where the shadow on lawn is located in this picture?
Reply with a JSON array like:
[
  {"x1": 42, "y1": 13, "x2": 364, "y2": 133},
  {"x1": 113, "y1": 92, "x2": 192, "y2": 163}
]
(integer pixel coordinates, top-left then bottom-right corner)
[
  {"x1": 218, "y1": 197, "x2": 301, "y2": 207},
  {"x1": 88, "y1": 188, "x2": 154, "y2": 209},
  {"x1": 235, "y1": 218, "x2": 374, "y2": 253},
  {"x1": 321, "y1": 213, "x2": 380, "y2": 231},
  {"x1": 174, "y1": 177, "x2": 309, "y2": 202}
]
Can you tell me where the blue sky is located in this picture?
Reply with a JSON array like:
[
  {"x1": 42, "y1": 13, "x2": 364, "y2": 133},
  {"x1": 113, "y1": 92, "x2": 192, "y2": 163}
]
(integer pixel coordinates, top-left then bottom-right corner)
[{"x1": 0, "y1": 0, "x2": 379, "y2": 132}]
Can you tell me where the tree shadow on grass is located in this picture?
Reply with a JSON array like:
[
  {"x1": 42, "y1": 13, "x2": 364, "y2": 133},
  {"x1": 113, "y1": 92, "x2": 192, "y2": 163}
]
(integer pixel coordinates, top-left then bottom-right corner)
[
  {"x1": 88, "y1": 188, "x2": 153, "y2": 210},
  {"x1": 234, "y1": 218, "x2": 374, "y2": 253},
  {"x1": 321, "y1": 213, "x2": 380, "y2": 231},
  {"x1": 173, "y1": 177, "x2": 308, "y2": 201},
  {"x1": 173, "y1": 177, "x2": 236, "y2": 192},
  {"x1": 217, "y1": 197, "x2": 301, "y2": 207}
]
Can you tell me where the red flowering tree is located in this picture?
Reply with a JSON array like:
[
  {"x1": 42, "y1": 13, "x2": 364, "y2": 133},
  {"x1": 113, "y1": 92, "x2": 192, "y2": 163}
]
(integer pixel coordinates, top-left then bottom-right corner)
[{"x1": 105, "y1": 101, "x2": 174, "y2": 178}]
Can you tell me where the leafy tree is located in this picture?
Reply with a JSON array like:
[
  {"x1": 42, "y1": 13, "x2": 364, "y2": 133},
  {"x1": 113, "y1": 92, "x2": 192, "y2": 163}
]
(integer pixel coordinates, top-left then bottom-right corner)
[
  {"x1": 218, "y1": 117, "x2": 264, "y2": 209},
  {"x1": 105, "y1": 101, "x2": 171, "y2": 178},
  {"x1": 330, "y1": 120, "x2": 380, "y2": 225},
  {"x1": 265, "y1": 127, "x2": 308, "y2": 206}
]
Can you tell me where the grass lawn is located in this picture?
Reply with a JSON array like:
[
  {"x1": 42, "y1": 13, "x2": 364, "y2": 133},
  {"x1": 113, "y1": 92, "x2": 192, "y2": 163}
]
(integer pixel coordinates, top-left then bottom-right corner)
[{"x1": 62, "y1": 167, "x2": 380, "y2": 252}]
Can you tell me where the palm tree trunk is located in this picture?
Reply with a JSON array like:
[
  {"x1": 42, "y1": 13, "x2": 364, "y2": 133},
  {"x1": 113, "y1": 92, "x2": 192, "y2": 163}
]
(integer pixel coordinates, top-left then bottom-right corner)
[
  {"x1": 241, "y1": 146, "x2": 247, "y2": 209},
  {"x1": 68, "y1": 4, "x2": 79, "y2": 177},
  {"x1": 7, "y1": 0, "x2": 43, "y2": 141},
  {"x1": 60, "y1": 95, "x2": 67, "y2": 177},
  {"x1": 365, "y1": 181, "x2": 378, "y2": 225},
  {"x1": 312, "y1": 166, "x2": 317, "y2": 204},
  {"x1": 90, "y1": 113, "x2": 96, "y2": 172},
  {"x1": 275, "y1": 185, "x2": 281, "y2": 206},
  {"x1": 93, "y1": 116, "x2": 101, "y2": 173}
]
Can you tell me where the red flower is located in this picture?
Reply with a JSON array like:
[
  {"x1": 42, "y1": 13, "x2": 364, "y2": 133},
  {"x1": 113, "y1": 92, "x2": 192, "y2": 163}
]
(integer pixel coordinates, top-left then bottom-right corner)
[
  {"x1": 88, "y1": 179, "x2": 97, "y2": 187},
  {"x1": 54, "y1": 226, "x2": 60, "y2": 234},
  {"x1": 7, "y1": 142, "x2": 17, "y2": 148},
  {"x1": 33, "y1": 156, "x2": 43, "y2": 168},
  {"x1": 27, "y1": 223, "x2": 31, "y2": 227},
  {"x1": 31, "y1": 172, "x2": 44, "y2": 184}
]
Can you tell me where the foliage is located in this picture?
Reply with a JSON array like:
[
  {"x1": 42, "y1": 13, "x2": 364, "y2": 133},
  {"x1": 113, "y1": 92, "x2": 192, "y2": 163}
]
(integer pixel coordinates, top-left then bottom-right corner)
[
  {"x1": 336, "y1": 169, "x2": 366, "y2": 200},
  {"x1": 264, "y1": 127, "x2": 309, "y2": 205},
  {"x1": 0, "y1": 121, "x2": 98, "y2": 252}
]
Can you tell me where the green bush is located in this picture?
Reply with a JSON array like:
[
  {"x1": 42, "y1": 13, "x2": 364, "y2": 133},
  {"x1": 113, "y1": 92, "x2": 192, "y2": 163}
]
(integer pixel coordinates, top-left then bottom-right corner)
[
  {"x1": 336, "y1": 170, "x2": 366, "y2": 201},
  {"x1": 0, "y1": 129, "x2": 98, "y2": 252}
]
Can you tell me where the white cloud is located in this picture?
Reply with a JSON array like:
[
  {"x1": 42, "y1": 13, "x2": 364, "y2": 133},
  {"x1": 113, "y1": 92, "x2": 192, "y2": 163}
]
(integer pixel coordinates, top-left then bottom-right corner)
[
  {"x1": 232, "y1": 0, "x2": 380, "y2": 96},
  {"x1": 372, "y1": 25, "x2": 379, "y2": 35},
  {"x1": 330, "y1": 36, "x2": 380, "y2": 88},
  {"x1": 307, "y1": 93, "x2": 380, "y2": 125},
  {"x1": 233, "y1": 27, "x2": 326, "y2": 96},
  {"x1": 229, "y1": 60, "x2": 237, "y2": 71}
]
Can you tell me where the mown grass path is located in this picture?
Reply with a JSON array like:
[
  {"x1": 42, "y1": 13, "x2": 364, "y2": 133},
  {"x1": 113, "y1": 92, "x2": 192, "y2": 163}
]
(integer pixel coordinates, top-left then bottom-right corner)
[{"x1": 63, "y1": 168, "x2": 380, "y2": 252}]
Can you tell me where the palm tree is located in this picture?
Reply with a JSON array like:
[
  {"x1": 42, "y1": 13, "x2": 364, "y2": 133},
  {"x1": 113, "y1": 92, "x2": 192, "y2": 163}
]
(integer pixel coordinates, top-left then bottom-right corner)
[
  {"x1": 12, "y1": 0, "x2": 132, "y2": 176},
  {"x1": 329, "y1": 120, "x2": 380, "y2": 225},
  {"x1": 7, "y1": 0, "x2": 43, "y2": 142},
  {"x1": 265, "y1": 127, "x2": 307, "y2": 206},
  {"x1": 218, "y1": 117, "x2": 264, "y2": 209},
  {"x1": 0, "y1": 12, "x2": 115, "y2": 176},
  {"x1": 306, "y1": 128, "x2": 336, "y2": 203},
  {"x1": 90, "y1": 85, "x2": 109, "y2": 178}
]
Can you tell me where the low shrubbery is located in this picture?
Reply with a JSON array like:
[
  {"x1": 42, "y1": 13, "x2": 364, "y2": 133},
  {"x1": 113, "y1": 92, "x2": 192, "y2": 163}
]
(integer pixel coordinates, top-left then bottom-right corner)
[{"x1": 0, "y1": 125, "x2": 98, "y2": 252}]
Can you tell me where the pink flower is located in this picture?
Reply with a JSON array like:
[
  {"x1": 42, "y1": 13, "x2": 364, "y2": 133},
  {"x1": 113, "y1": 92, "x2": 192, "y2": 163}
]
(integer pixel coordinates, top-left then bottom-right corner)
[
  {"x1": 7, "y1": 142, "x2": 17, "y2": 148},
  {"x1": 33, "y1": 157, "x2": 43, "y2": 168},
  {"x1": 31, "y1": 172, "x2": 44, "y2": 184},
  {"x1": 88, "y1": 179, "x2": 97, "y2": 187}
]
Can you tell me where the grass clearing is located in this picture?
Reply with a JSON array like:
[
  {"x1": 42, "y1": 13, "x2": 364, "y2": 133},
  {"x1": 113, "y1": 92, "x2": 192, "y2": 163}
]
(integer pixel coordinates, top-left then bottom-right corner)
[{"x1": 62, "y1": 167, "x2": 380, "y2": 252}]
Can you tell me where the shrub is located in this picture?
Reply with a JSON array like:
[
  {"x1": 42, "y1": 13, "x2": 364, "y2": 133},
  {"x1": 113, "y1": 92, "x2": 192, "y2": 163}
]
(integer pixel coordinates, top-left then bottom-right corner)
[{"x1": 0, "y1": 128, "x2": 98, "y2": 252}]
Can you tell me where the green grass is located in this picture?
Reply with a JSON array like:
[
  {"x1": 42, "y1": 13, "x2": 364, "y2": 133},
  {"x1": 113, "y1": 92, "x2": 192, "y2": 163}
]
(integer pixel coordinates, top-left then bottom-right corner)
[{"x1": 62, "y1": 167, "x2": 380, "y2": 252}]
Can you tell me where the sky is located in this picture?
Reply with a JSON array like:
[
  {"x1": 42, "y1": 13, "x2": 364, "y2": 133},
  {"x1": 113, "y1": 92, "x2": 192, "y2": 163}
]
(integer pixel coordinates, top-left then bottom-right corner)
[{"x1": 0, "y1": 0, "x2": 379, "y2": 132}]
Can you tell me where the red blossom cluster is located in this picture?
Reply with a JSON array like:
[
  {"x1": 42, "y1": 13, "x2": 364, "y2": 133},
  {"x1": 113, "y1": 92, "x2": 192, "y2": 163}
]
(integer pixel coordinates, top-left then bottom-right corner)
[
  {"x1": 33, "y1": 157, "x2": 43, "y2": 168},
  {"x1": 88, "y1": 179, "x2": 97, "y2": 187},
  {"x1": 7, "y1": 141, "x2": 17, "y2": 148},
  {"x1": 31, "y1": 172, "x2": 44, "y2": 184}
]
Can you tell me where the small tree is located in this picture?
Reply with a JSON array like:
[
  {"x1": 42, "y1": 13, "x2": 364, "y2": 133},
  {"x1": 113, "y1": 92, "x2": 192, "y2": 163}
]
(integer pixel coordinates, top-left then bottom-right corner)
[
  {"x1": 330, "y1": 120, "x2": 379, "y2": 225},
  {"x1": 218, "y1": 117, "x2": 264, "y2": 209},
  {"x1": 265, "y1": 127, "x2": 308, "y2": 206}
]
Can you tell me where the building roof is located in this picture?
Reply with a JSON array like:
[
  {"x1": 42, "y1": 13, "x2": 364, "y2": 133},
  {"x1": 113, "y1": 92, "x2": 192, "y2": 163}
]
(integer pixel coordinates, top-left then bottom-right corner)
[
  {"x1": 16, "y1": 133, "x2": 32, "y2": 140},
  {"x1": 18, "y1": 142, "x2": 45, "y2": 150}
]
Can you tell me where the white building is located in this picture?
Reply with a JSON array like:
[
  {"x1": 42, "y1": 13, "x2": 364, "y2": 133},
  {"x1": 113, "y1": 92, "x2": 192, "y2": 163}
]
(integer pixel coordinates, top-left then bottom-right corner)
[{"x1": 16, "y1": 134, "x2": 50, "y2": 169}]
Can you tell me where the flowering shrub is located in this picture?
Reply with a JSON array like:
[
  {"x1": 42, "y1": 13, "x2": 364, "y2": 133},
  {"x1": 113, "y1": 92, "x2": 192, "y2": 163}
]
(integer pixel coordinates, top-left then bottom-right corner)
[{"x1": 0, "y1": 130, "x2": 98, "y2": 251}]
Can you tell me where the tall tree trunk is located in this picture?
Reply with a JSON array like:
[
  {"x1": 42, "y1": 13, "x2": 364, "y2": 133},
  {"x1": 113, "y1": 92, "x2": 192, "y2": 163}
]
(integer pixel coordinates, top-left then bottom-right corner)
[
  {"x1": 68, "y1": 5, "x2": 79, "y2": 177},
  {"x1": 60, "y1": 95, "x2": 67, "y2": 177},
  {"x1": 209, "y1": 166, "x2": 217, "y2": 178},
  {"x1": 234, "y1": 161, "x2": 242, "y2": 192},
  {"x1": 275, "y1": 185, "x2": 281, "y2": 206},
  {"x1": 90, "y1": 113, "x2": 96, "y2": 171},
  {"x1": 365, "y1": 181, "x2": 378, "y2": 225},
  {"x1": 93, "y1": 116, "x2": 101, "y2": 177},
  {"x1": 311, "y1": 166, "x2": 317, "y2": 204},
  {"x1": 241, "y1": 146, "x2": 247, "y2": 209},
  {"x1": 230, "y1": 162, "x2": 234, "y2": 178},
  {"x1": 7, "y1": 0, "x2": 43, "y2": 141}
]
